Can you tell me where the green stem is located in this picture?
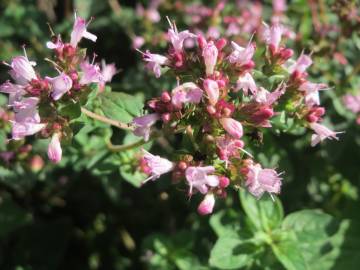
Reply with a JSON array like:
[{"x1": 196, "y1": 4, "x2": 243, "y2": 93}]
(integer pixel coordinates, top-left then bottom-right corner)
[
  {"x1": 107, "y1": 139, "x2": 147, "y2": 152},
  {"x1": 107, "y1": 132, "x2": 161, "y2": 152},
  {"x1": 81, "y1": 107, "x2": 133, "y2": 131}
]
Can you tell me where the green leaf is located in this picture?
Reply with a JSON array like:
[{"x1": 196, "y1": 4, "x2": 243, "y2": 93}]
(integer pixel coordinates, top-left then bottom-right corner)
[
  {"x1": 174, "y1": 255, "x2": 208, "y2": 270},
  {"x1": 0, "y1": 130, "x2": 6, "y2": 151},
  {"x1": 0, "y1": 94, "x2": 7, "y2": 106},
  {"x1": 58, "y1": 101, "x2": 81, "y2": 119},
  {"x1": 239, "y1": 190, "x2": 284, "y2": 232},
  {"x1": 271, "y1": 231, "x2": 308, "y2": 270},
  {"x1": 69, "y1": 121, "x2": 85, "y2": 135},
  {"x1": 209, "y1": 209, "x2": 242, "y2": 237},
  {"x1": 282, "y1": 210, "x2": 360, "y2": 270},
  {"x1": 98, "y1": 92, "x2": 144, "y2": 123},
  {"x1": 142, "y1": 232, "x2": 196, "y2": 270},
  {"x1": 209, "y1": 236, "x2": 256, "y2": 269}
]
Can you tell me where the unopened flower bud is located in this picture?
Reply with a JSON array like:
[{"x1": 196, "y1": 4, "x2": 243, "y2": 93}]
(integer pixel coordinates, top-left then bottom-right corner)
[
  {"x1": 251, "y1": 107, "x2": 274, "y2": 124},
  {"x1": 202, "y1": 41, "x2": 218, "y2": 76},
  {"x1": 307, "y1": 114, "x2": 318, "y2": 123},
  {"x1": 63, "y1": 44, "x2": 76, "y2": 58},
  {"x1": 217, "y1": 79, "x2": 226, "y2": 88},
  {"x1": 203, "y1": 79, "x2": 219, "y2": 105},
  {"x1": 147, "y1": 100, "x2": 157, "y2": 109},
  {"x1": 207, "y1": 105, "x2": 216, "y2": 115},
  {"x1": 240, "y1": 167, "x2": 249, "y2": 175},
  {"x1": 220, "y1": 118, "x2": 243, "y2": 139},
  {"x1": 234, "y1": 140, "x2": 245, "y2": 148},
  {"x1": 222, "y1": 107, "x2": 232, "y2": 117},
  {"x1": 178, "y1": 161, "x2": 188, "y2": 171},
  {"x1": 29, "y1": 155, "x2": 44, "y2": 172},
  {"x1": 242, "y1": 61, "x2": 256, "y2": 71},
  {"x1": 69, "y1": 70, "x2": 79, "y2": 81},
  {"x1": 52, "y1": 123, "x2": 62, "y2": 131},
  {"x1": 161, "y1": 91, "x2": 171, "y2": 102},
  {"x1": 219, "y1": 176, "x2": 230, "y2": 188},
  {"x1": 48, "y1": 133, "x2": 62, "y2": 164},
  {"x1": 161, "y1": 113, "x2": 171, "y2": 123},
  {"x1": 197, "y1": 35, "x2": 206, "y2": 49},
  {"x1": 316, "y1": 107, "x2": 325, "y2": 116},
  {"x1": 269, "y1": 44, "x2": 277, "y2": 57},
  {"x1": 197, "y1": 193, "x2": 215, "y2": 215},
  {"x1": 215, "y1": 38, "x2": 227, "y2": 51},
  {"x1": 280, "y1": 48, "x2": 294, "y2": 61}
]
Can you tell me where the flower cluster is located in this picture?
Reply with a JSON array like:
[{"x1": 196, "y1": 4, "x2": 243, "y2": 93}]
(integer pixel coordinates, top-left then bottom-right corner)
[
  {"x1": 133, "y1": 18, "x2": 340, "y2": 215},
  {"x1": 132, "y1": 0, "x2": 295, "y2": 52},
  {"x1": 0, "y1": 14, "x2": 116, "y2": 164}
]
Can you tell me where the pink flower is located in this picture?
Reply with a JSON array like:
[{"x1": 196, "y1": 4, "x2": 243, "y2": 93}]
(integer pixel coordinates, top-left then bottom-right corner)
[
  {"x1": 250, "y1": 106, "x2": 274, "y2": 127},
  {"x1": 206, "y1": 27, "x2": 221, "y2": 39},
  {"x1": 203, "y1": 79, "x2": 219, "y2": 105},
  {"x1": 220, "y1": 118, "x2": 243, "y2": 139},
  {"x1": 46, "y1": 73, "x2": 73, "y2": 101},
  {"x1": 0, "y1": 81, "x2": 25, "y2": 105},
  {"x1": 197, "y1": 193, "x2": 215, "y2": 215},
  {"x1": 141, "y1": 150, "x2": 174, "y2": 183},
  {"x1": 299, "y1": 82, "x2": 328, "y2": 106},
  {"x1": 11, "y1": 121, "x2": 46, "y2": 140},
  {"x1": 136, "y1": 1, "x2": 161, "y2": 23},
  {"x1": 98, "y1": 60, "x2": 117, "y2": 92},
  {"x1": 70, "y1": 14, "x2": 97, "y2": 47},
  {"x1": 307, "y1": 107, "x2": 325, "y2": 123},
  {"x1": 262, "y1": 23, "x2": 283, "y2": 50},
  {"x1": 146, "y1": 9, "x2": 161, "y2": 23},
  {"x1": 228, "y1": 41, "x2": 255, "y2": 67},
  {"x1": 132, "y1": 36, "x2": 145, "y2": 49},
  {"x1": 46, "y1": 35, "x2": 64, "y2": 50},
  {"x1": 171, "y1": 82, "x2": 203, "y2": 109},
  {"x1": 254, "y1": 86, "x2": 285, "y2": 105},
  {"x1": 79, "y1": 60, "x2": 103, "y2": 85},
  {"x1": 202, "y1": 40, "x2": 218, "y2": 76},
  {"x1": 141, "y1": 50, "x2": 168, "y2": 78},
  {"x1": 10, "y1": 56, "x2": 37, "y2": 85},
  {"x1": 342, "y1": 94, "x2": 360, "y2": 113},
  {"x1": 132, "y1": 113, "x2": 160, "y2": 141},
  {"x1": 167, "y1": 18, "x2": 195, "y2": 52},
  {"x1": 239, "y1": 2, "x2": 263, "y2": 34},
  {"x1": 11, "y1": 99, "x2": 44, "y2": 138},
  {"x1": 288, "y1": 54, "x2": 312, "y2": 74},
  {"x1": 12, "y1": 97, "x2": 41, "y2": 125},
  {"x1": 101, "y1": 60, "x2": 117, "y2": 83},
  {"x1": 235, "y1": 73, "x2": 257, "y2": 95},
  {"x1": 245, "y1": 163, "x2": 282, "y2": 198},
  {"x1": 12, "y1": 97, "x2": 38, "y2": 114},
  {"x1": 226, "y1": 22, "x2": 241, "y2": 36},
  {"x1": 309, "y1": 123, "x2": 342, "y2": 146},
  {"x1": 216, "y1": 136, "x2": 244, "y2": 161},
  {"x1": 185, "y1": 166, "x2": 219, "y2": 195},
  {"x1": 48, "y1": 133, "x2": 62, "y2": 163}
]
